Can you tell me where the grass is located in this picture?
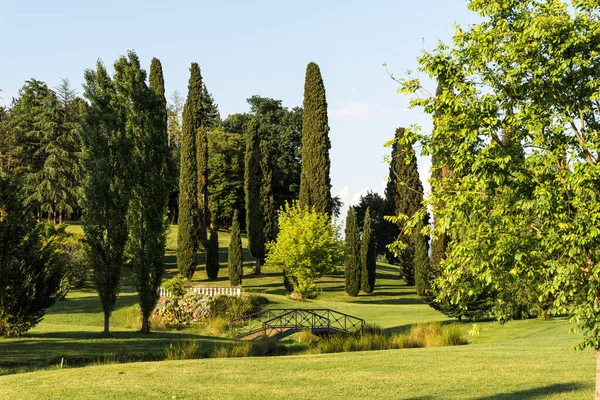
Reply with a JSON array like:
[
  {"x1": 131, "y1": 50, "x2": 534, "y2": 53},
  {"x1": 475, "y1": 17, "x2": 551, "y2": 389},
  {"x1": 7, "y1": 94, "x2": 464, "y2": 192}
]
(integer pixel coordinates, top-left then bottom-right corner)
[{"x1": 0, "y1": 223, "x2": 596, "y2": 398}]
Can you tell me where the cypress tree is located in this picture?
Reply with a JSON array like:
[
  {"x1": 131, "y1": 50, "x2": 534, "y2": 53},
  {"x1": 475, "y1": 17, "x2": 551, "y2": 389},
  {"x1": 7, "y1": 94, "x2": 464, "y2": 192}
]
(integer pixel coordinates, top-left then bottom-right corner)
[
  {"x1": 120, "y1": 52, "x2": 170, "y2": 334},
  {"x1": 149, "y1": 58, "x2": 165, "y2": 103},
  {"x1": 345, "y1": 207, "x2": 361, "y2": 297},
  {"x1": 82, "y1": 60, "x2": 131, "y2": 336},
  {"x1": 260, "y1": 139, "x2": 276, "y2": 243},
  {"x1": 228, "y1": 211, "x2": 243, "y2": 286},
  {"x1": 205, "y1": 229, "x2": 219, "y2": 280},
  {"x1": 299, "y1": 62, "x2": 331, "y2": 215},
  {"x1": 177, "y1": 64, "x2": 201, "y2": 279},
  {"x1": 360, "y1": 208, "x2": 377, "y2": 293},
  {"x1": 244, "y1": 118, "x2": 265, "y2": 273},
  {"x1": 197, "y1": 126, "x2": 209, "y2": 248}
]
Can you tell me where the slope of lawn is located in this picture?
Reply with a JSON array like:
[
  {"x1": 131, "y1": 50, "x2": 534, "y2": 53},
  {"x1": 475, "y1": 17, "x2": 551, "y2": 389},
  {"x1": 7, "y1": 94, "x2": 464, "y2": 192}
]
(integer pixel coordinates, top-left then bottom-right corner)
[{"x1": 0, "y1": 224, "x2": 595, "y2": 398}]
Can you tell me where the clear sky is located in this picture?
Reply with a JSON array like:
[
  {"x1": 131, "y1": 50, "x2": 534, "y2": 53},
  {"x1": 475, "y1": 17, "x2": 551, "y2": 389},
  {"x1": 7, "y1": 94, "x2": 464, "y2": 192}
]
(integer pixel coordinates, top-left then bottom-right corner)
[{"x1": 0, "y1": 0, "x2": 477, "y2": 219}]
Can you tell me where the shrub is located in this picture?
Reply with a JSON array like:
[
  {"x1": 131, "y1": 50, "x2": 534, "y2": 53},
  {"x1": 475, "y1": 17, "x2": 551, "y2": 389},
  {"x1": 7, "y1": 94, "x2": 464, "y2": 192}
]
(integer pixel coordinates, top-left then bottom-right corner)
[
  {"x1": 161, "y1": 275, "x2": 188, "y2": 298},
  {"x1": 153, "y1": 292, "x2": 214, "y2": 326},
  {"x1": 163, "y1": 341, "x2": 205, "y2": 360},
  {"x1": 437, "y1": 324, "x2": 468, "y2": 346},
  {"x1": 297, "y1": 330, "x2": 319, "y2": 346},
  {"x1": 203, "y1": 317, "x2": 230, "y2": 335},
  {"x1": 210, "y1": 337, "x2": 285, "y2": 358},
  {"x1": 211, "y1": 295, "x2": 269, "y2": 319}
]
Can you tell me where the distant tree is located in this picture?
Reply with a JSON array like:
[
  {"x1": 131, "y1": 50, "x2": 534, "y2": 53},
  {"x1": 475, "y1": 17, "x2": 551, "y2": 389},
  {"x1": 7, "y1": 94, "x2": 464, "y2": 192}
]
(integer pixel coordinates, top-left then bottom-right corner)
[
  {"x1": 166, "y1": 91, "x2": 183, "y2": 222},
  {"x1": 266, "y1": 202, "x2": 343, "y2": 299},
  {"x1": 124, "y1": 53, "x2": 171, "y2": 334},
  {"x1": 0, "y1": 172, "x2": 62, "y2": 337},
  {"x1": 205, "y1": 229, "x2": 219, "y2": 280},
  {"x1": 299, "y1": 62, "x2": 332, "y2": 215},
  {"x1": 227, "y1": 211, "x2": 243, "y2": 286},
  {"x1": 244, "y1": 118, "x2": 266, "y2": 273},
  {"x1": 177, "y1": 64, "x2": 201, "y2": 279},
  {"x1": 344, "y1": 207, "x2": 361, "y2": 297},
  {"x1": 0, "y1": 103, "x2": 18, "y2": 171},
  {"x1": 82, "y1": 59, "x2": 131, "y2": 336},
  {"x1": 353, "y1": 191, "x2": 386, "y2": 255},
  {"x1": 260, "y1": 139, "x2": 276, "y2": 242},
  {"x1": 360, "y1": 208, "x2": 376, "y2": 293},
  {"x1": 208, "y1": 128, "x2": 244, "y2": 227}
]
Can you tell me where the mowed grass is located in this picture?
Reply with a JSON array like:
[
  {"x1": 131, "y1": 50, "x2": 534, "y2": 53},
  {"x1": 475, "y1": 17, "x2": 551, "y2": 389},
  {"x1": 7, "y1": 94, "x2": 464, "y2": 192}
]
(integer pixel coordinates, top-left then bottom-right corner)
[{"x1": 1, "y1": 223, "x2": 596, "y2": 398}]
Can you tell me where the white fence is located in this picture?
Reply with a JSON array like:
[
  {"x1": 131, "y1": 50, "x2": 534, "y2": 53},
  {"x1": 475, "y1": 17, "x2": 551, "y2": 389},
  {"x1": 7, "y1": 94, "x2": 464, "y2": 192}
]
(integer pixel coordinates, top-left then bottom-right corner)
[{"x1": 158, "y1": 286, "x2": 241, "y2": 298}]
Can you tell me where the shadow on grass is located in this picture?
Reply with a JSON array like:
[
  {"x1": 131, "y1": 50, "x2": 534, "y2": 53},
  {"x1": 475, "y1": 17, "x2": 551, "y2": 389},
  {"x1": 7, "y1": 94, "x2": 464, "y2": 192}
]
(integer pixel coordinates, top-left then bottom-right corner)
[
  {"x1": 48, "y1": 294, "x2": 138, "y2": 315},
  {"x1": 350, "y1": 297, "x2": 427, "y2": 306},
  {"x1": 474, "y1": 382, "x2": 585, "y2": 399}
]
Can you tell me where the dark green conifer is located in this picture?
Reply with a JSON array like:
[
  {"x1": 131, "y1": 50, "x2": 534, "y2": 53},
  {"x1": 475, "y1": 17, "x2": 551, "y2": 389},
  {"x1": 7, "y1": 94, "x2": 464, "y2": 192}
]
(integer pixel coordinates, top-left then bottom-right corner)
[
  {"x1": 360, "y1": 208, "x2": 377, "y2": 293},
  {"x1": 299, "y1": 62, "x2": 331, "y2": 215},
  {"x1": 244, "y1": 118, "x2": 265, "y2": 273},
  {"x1": 260, "y1": 139, "x2": 276, "y2": 243},
  {"x1": 205, "y1": 229, "x2": 219, "y2": 280},
  {"x1": 345, "y1": 207, "x2": 361, "y2": 297},
  {"x1": 149, "y1": 58, "x2": 165, "y2": 104},
  {"x1": 197, "y1": 126, "x2": 209, "y2": 248},
  {"x1": 227, "y1": 211, "x2": 243, "y2": 286},
  {"x1": 177, "y1": 64, "x2": 201, "y2": 279}
]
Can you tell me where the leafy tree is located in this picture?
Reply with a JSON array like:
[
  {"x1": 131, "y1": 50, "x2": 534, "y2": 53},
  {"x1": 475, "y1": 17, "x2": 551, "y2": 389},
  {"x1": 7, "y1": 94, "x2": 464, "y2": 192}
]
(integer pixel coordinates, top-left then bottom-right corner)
[
  {"x1": 353, "y1": 191, "x2": 386, "y2": 255},
  {"x1": 0, "y1": 103, "x2": 18, "y2": 171},
  {"x1": 177, "y1": 65, "x2": 201, "y2": 279},
  {"x1": 123, "y1": 53, "x2": 171, "y2": 334},
  {"x1": 265, "y1": 202, "x2": 343, "y2": 299},
  {"x1": 400, "y1": 0, "x2": 600, "y2": 391},
  {"x1": 344, "y1": 207, "x2": 361, "y2": 297},
  {"x1": 360, "y1": 208, "x2": 376, "y2": 293},
  {"x1": 244, "y1": 118, "x2": 265, "y2": 273},
  {"x1": 81, "y1": 60, "x2": 132, "y2": 336},
  {"x1": 205, "y1": 229, "x2": 219, "y2": 280},
  {"x1": 299, "y1": 62, "x2": 332, "y2": 215},
  {"x1": 0, "y1": 172, "x2": 62, "y2": 336},
  {"x1": 208, "y1": 128, "x2": 244, "y2": 227},
  {"x1": 227, "y1": 211, "x2": 243, "y2": 286}
]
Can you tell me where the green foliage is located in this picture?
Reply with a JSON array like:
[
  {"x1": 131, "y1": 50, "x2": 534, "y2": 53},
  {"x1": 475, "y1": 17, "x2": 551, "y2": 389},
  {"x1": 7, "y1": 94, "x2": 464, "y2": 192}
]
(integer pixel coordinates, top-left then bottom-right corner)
[
  {"x1": 153, "y1": 292, "x2": 214, "y2": 326},
  {"x1": 211, "y1": 294, "x2": 269, "y2": 319},
  {"x1": 161, "y1": 275, "x2": 188, "y2": 298},
  {"x1": 344, "y1": 207, "x2": 361, "y2": 297},
  {"x1": 0, "y1": 173, "x2": 62, "y2": 336},
  {"x1": 205, "y1": 229, "x2": 219, "y2": 280},
  {"x1": 82, "y1": 59, "x2": 132, "y2": 335},
  {"x1": 212, "y1": 337, "x2": 285, "y2": 358},
  {"x1": 353, "y1": 191, "x2": 386, "y2": 255},
  {"x1": 149, "y1": 58, "x2": 166, "y2": 104},
  {"x1": 266, "y1": 202, "x2": 343, "y2": 298},
  {"x1": 260, "y1": 138, "x2": 276, "y2": 243},
  {"x1": 177, "y1": 64, "x2": 201, "y2": 279},
  {"x1": 299, "y1": 62, "x2": 332, "y2": 215},
  {"x1": 360, "y1": 208, "x2": 376, "y2": 293},
  {"x1": 244, "y1": 118, "x2": 266, "y2": 272},
  {"x1": 227, "y1": 211, "x2": 243, "y2": 286},
  {"x1": 163, "y1": 341, "x2": 205, "y2": 360}
]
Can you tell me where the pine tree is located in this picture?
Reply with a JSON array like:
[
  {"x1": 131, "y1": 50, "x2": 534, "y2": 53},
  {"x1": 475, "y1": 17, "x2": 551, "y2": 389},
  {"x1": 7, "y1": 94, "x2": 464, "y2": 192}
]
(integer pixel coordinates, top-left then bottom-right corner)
[
  {"x1": 82, "y1": 60, "x2": 132, "y2": 336},
  {"x1": 228, "y1": 211, "x2": 243, "y2": 286},
  {"x1": 383, "y1": 128, "x2": 428, "y2": 287},
  {"x1": 205, "y1": 229, "x2": 219, "y2": 280},
  {"x1": 299, "y1": 62, "x2": 331, "y2": 215},
  {"x1": 345, "y1": 207, "x2": 361, "y2": 297},
  {"x1": 360, "y1": 208, "x2": 377, "y2": 293},
  {"x1": 177, "y1": 64, "x2": 201, "y2": 279},
  {"x1": 244, "y1": 118, "x2": 265, "y2": 273},
  {"x1": 123, "y1": 52, "x2": 171, "y2": 334}
]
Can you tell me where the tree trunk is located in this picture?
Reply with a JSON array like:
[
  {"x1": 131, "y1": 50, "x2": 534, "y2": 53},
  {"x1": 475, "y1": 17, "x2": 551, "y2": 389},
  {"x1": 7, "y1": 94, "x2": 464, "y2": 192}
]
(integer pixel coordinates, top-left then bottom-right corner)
[
  {"x1": 103, "y1": 314, "x2": 110, "y2": 337},
  {"x1": 255, "y1": 258, "x2": 261, "y2": 275},
  {"x1": 596, "y1": 349, "x2": 600, "y2": 400},
  {"x1": 141, "y1": 315, "x2": 150, "y2": 334}
]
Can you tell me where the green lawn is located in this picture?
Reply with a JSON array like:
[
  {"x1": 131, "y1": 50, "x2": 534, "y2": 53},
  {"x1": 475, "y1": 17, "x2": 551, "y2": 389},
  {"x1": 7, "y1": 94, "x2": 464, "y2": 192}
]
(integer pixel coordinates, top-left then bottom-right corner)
[{"x1": 0, "y1": 224, "x2": 596, "y2": 398}]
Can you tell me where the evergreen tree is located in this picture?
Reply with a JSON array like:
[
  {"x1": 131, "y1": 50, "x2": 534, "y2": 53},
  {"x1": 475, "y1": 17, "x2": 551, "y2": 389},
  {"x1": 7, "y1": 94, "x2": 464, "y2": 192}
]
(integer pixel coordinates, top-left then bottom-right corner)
[
  {"x1": 345, "y1": 207, "x2": 361, "y2": 297},
  {"x1": 197, "y1": 125, "x2": 209, "y2": 247},
  {"x1": 205, "y1": 229, "x2": 219, "y2": 280},
  {"x1": 383, "y1": 128, "x2": 428, "y2": 286},
  {"x1": 360, "y1": 208, "x2": 376, "y2": 293},
  {"x1": 82, "y1": 60, "x2": 132, "y2": 336},
  {"x1": 260, "y1": 138, "x2": 276, "y2": 242},
  {"x1": 244, "y1": 118, "x2": 265, "y2": 273},
  {"x1": 176, "y1": 64, "x2": 201, "y2": 279},
  {"x1": 149, "y1": 58, "x2": 166, "y2": 103},
  {"x1": 122, "y1": 52, "x2": 171, "y2": 334},
  {"x1": 0, "y1": 172, "x2": 62, "y2": 336},
  {"x1": 227, "y1": 211, "x2": 243, "y2": 286},
  {"x1": 353, "y1": 191, "x2": 386, "y2": 255},
  {"x1": 299, "y1": 62, "x2": 331, "y2": 215}
]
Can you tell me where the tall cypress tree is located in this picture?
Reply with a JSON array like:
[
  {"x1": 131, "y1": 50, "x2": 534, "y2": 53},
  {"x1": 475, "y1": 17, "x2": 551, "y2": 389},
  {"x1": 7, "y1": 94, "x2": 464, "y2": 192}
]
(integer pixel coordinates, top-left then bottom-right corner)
[
  {"x1": 120, "y1": 52, "x2": 170, "y2": 334},
  {"x1": 383, "y1": 128, "x2": 428, "y2": 286},
  {"x1": 205, "y1": 229, "x2": 219, "y2": 280},
  {"x1": 177, "y1": 64, "x2": 201, "y2": 279},
  {"x1": 228, "y1": 211, "x2": 243, "y2": 286},
  {"x1": 260, "y1": 139, "x2": 276, "y2": 243},
  {"x1": 149, "y1": 58, "x2": 165, "y2": 103},
  {"x1": 345, "y1": 207, "x2": 361, "y2": 297},
  {"x1": 299, "y1": 62, "x2": 331, "y2": 215},
  {"x1": 244, "y1": 118, "x2": 265, "y2": 273},
  {"x1": 82, "y1": 60, "x2": 131, "y2": 336},
  {"x1": 360, "y1": 208, "x2": 377, "y2": 293},
  {"x1": 197, "y1": 126, "x2": 209, "y2": 248}
]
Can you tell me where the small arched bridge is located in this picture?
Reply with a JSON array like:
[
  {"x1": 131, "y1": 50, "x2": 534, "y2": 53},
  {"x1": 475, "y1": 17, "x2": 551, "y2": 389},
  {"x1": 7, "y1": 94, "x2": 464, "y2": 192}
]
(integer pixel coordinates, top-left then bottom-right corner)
[{"x1": 229, "y1": 308, "x2": 365, "y2": 340}]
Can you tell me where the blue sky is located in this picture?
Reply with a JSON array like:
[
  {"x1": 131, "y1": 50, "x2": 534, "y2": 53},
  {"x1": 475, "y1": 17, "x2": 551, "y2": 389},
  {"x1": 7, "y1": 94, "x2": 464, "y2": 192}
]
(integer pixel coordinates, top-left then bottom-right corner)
[{"x1": 0, "y1": 0, "x2": 477, "y2": 219}]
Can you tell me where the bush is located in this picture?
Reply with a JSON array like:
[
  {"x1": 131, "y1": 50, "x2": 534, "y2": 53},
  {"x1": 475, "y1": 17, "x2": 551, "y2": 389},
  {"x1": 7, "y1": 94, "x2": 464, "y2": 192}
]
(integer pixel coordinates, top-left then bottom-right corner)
[
  {"x1": 163, "y1": 341, "x2": 205, "y2": 360},
  {"x1": 210, "y1": 337, "x2": 285, "y2": 358},
  {"x1": 203, "y1": 317, "x2": 230, "y2": 335},
  {"x1": 297, "y1": 330, "x2": 319, "y2": 346},
  {"x1": 161, "y1": 275, "x2": 188, "y2": 298},
  {"x1": 211, "y1": 295, "x2": 269, "y2": 319},
  {"x1": 153, "y1": 292, "x2": 214, "y2": 326}
]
